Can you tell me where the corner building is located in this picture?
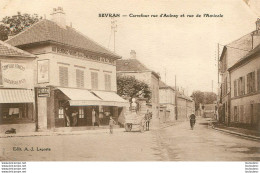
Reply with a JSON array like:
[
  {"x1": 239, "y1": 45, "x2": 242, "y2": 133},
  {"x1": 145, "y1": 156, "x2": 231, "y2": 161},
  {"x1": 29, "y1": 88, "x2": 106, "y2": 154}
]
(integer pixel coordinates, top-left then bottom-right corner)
[{"x1": 6, "y1": 7, "x2": 128, "y2": 131}]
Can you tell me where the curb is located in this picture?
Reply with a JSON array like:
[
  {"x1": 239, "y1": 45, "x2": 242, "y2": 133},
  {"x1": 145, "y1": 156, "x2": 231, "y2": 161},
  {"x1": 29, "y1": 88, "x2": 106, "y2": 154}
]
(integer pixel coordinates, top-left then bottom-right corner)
[{"x1": 212, "y1": 127, "x2": 260, "y2": 141}]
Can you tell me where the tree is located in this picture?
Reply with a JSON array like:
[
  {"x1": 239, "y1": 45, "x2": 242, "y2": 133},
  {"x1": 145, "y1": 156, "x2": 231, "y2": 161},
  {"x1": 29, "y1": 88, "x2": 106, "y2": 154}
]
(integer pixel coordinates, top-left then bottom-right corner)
[
  {"x1": 117, "y1": 75, "x2": 151, "y2": 102},
  {"x1": 191, "y1": 90, "x2": 217, "y2": 110},
  {"x1": 0, "y1": 12, "x2": 42, "y2": 41}
]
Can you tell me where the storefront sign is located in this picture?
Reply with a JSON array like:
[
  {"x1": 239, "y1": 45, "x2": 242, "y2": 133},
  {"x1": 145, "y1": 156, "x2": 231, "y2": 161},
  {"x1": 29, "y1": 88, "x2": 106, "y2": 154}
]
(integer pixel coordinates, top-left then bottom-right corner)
[
  {"x1": 1, "y1": 62, "x2": 31, "y2": 88},
  {"x1": 38, "y1": 87, "x2": 50, "y2": 97},
  {"x1": 37, "y1": 60, "x2": 49, "y2": 83},
  {"x1": 52, "y1": 46, "x2": 116, "y2": 65}
]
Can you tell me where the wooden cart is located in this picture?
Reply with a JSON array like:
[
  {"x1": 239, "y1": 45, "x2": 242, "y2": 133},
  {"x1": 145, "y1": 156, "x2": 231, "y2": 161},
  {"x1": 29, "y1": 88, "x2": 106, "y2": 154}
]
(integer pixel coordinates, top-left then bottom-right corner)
[{"x1": 124, "y1": 113, "x2": 146, "y2": 132}]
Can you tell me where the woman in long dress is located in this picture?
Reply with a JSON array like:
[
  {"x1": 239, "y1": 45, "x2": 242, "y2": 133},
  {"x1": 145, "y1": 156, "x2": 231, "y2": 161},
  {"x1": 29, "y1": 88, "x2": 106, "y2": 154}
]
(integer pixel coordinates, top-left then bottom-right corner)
[{"x1": 92, "y1": 109, "x2": 96, "y2": 126}]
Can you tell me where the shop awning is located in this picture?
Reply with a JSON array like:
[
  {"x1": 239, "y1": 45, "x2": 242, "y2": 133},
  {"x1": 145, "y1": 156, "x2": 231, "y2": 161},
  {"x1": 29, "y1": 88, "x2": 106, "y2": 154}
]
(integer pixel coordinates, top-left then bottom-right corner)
[
  {"x1": 58, "y1": 87, "x2": 102, "y2": 106},
  {"x1": 0, "y1": 89, "x2": 34, "y2": 103},
  {"x1": 92, "y1": 91, "x2": 129, "y2": 107}
]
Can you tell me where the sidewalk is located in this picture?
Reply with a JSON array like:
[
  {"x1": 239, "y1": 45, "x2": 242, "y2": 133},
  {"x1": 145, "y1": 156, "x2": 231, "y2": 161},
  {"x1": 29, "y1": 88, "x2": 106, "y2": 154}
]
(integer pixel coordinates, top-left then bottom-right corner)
[
  {"x1": 0, "y1": 127, "x2": 125, "y2": 138},
  {"x1": 212, "y1": 122, "x2": 260, "y2": 141}
]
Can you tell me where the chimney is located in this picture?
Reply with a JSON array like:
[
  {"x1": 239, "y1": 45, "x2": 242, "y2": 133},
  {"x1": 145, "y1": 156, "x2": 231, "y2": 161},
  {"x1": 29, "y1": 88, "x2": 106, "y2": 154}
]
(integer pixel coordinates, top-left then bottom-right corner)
[
  {"x1": 130, "y1": 50, "x2": 136, "y2": 59},
  {"x1": 51, "y1": 7, "x2": 66, "y2": 28}
]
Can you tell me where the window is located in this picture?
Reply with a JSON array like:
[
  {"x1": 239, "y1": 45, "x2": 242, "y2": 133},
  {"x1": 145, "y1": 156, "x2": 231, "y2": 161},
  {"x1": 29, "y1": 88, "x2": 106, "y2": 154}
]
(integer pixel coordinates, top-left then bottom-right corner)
[
  {"x1": 76, "y1": 69, "x2": 84, "y2": 88},
  {"x1": 58, "y1": 108, "x2": 64, "y2": 119},
  {"x1": 234, "y1": 80, "x2": 237, "y2": 97},
  {"x1": 91, "y1": 72, "x2": 98, "y2": 90},
  {"x1": 79, "y1": 107, "x2": 84, "y2": 118},
  {"x1": 257, "y1": 69, "x2": 260, "y2": 91},
  {"x1": 234, "y1": 106, "x2": 238, "y2": 122},
  {"x1": 59, "y1": 66, "x2": 68, "y2": 87},
  {"x1": 104, "y1": 74, "x2": 111, "y2": 91},
  {"x1": 239, "y1": 105, "x2": 244, "y2": 122},
  {"x1": 238, "y1": 77, "x2": 245, "y2": 96},
  {"x1": 247, "y1": 71, "x2": 255, "y2": 93}
]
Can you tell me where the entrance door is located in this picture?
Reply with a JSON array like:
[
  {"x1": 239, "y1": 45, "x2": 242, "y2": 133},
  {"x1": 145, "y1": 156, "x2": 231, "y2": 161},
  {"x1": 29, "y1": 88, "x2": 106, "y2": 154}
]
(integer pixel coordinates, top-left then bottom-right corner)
[{"x1": 250, "y1": 104, "x2": 254, "y2": 125}]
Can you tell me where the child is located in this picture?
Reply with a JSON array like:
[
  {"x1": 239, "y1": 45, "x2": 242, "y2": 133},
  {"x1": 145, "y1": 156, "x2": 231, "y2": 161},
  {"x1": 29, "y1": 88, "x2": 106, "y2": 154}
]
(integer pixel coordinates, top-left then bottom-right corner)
[{"x1": 109, "y1": 116, "x2": 116, "y2": 134}]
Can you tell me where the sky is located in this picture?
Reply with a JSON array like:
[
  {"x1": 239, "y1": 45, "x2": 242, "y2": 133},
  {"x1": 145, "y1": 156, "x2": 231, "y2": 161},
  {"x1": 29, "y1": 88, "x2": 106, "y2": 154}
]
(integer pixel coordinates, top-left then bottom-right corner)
[{"x1": 0, "y1": 0, "x2": 259, "y2": 95}]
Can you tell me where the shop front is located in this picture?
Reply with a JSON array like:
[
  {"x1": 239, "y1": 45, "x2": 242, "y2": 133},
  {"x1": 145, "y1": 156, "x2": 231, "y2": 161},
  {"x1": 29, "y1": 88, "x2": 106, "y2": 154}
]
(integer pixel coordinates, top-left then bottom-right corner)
[
  {"x1": 0, "y1": 42, "x2": 37, "y2": 133},
  {"x1": 45, "y1": 87, "x2": 128, "y2": 129}
]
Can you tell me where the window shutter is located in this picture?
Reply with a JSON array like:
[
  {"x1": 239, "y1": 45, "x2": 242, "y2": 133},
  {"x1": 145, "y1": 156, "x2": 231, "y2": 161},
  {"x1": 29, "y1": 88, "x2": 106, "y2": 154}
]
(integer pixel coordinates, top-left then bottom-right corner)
[
  {"x1": 91, "y1": 72, "x2": 98, "y2": 90},
  {"x1": 257, "y1": 69, "x2": 260, "y2": 91},
  {"x1": 237, "y1": 78, "x2": 241, "y2": 96},
  {"x1": 105, "y1": 74, "x2": 111, "y2": 91},
  {"x1": 76, "y1": 69, "x2": 84, "y2": 88},
  {"x1": 252, "y1": 71, "x2": 255, "y2": 92},
  {"x1": 242, "y1": 76, "x2": 245, "y2": 95},
  {"x1": 247, "y1": 73, "x2": 250, "y2": 94},
  {"x1": 59, "y1": 66, "x2": 68, "y2": 87}
]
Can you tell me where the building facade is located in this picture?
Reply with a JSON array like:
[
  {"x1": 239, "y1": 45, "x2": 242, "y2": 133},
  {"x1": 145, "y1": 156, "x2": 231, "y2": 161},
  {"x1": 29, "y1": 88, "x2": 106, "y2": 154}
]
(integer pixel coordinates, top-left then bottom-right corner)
[
  {"x1": 116, "y1": 50, "x2": 160, "y2": 121},
  {"x1": 218, "y1": 19, "x2": 260, "y2": 125},
  {"x1": 159, "y1": 80, "x2": 176, "y2": 122},
  {"x1": 0, "y1": 40, "x2": 36, "y2": 133},
  {"x1": 6, "y1": 7, "x2": 128, "y2": 131},
  {"x1": 228, "y1": 45, "x2": 260, "y2": 129}
]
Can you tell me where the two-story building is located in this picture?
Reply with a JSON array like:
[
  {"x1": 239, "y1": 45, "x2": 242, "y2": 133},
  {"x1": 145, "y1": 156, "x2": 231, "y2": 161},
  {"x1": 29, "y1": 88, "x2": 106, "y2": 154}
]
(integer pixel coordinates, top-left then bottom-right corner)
[
  {"x1": 0, "y1": 40, "x2": 37, "y2": 133},
  {"x1": 228, "y1": 44, "x2": 260, "y2": 129},
  {"x1": 159, "y1": 80, "x2": 176, "y2": 122},
  {"x1": 6, "y1": 7, "x2": 128, "y2": 131},
  {"x1": 116, "y1": 50, "x2": 160, "y2": 124},
  {"x1": 218, "y1": 19, "x2": 260, "y2": 125},
  {"x1": 176, "y1": 92, "x2": 194, "y2": 121}
]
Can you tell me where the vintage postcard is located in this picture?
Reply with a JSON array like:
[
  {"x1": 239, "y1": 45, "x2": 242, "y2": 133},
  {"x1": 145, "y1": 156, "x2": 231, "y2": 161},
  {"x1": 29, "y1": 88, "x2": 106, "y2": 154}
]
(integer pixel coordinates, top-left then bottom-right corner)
[{"x1": 0, "y1": 1, "x2": 259, "y2": 169}]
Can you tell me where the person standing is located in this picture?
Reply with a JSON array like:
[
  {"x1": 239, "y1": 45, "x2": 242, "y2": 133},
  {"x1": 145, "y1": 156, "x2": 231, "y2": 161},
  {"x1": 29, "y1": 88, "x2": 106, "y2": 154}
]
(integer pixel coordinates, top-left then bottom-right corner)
[
  {"x1": 64, "y1": 106, "x2": 71, "y2": 127},
  {"x1": 92, "y1": 109, "x2": 96, "y2": 126},
  {"x1": 109, "y1": 116, "x2": 116, "y2": 134},
  {"x1": 71, "y1": 110, "x2": 78, "y2": 126}
]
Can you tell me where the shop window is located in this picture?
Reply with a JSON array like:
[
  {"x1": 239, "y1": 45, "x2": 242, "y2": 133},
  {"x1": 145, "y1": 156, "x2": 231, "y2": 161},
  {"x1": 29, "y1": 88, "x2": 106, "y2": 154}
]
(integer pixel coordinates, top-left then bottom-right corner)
[
  {"x1": 58, "y1": 108, "x2": 64, "y2": 118},
  {"x1": 59, "y1": 66, "x2": 68, "y2": 87},
  {"x1": 91, "y1": 72, "x2": 98, "y2": 90},
  {"x1": 76, "y1": 69, "x2": 84, "y2": 88},
  {"x1": 79, "y1": 107, "x2": 84, "y2": 118},
  {"x1": 104, "y1": 74, "x2": 111, "y2": 91}
]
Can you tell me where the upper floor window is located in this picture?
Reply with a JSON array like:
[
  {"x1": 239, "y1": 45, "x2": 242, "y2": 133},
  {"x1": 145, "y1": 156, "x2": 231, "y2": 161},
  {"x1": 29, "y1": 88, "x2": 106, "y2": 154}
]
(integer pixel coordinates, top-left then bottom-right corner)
[
  {"x1": 104, "y1": 74, "x2": 111, "y2": 91},
  {"x1": 59, "y1": 66, "x2": 68, "y2": 87},
  {"x1": 238, "y1": 76, "x2": 245, "y2": 96},
  {"x1": 247, "y1": 71, "x2": 255, "y2": 93},
  {"x1": 91, "y1": 72, "x2": 98, "y2": 90},
  {"x1": 76, "y1": 69, "x2": 84, "y2": 88},
  {"x1": 234, "y1": 80, "x2": 237, "y2": 97},
  {"x1": 257, "y1": 69, "x2": 260, "y2": 92}
]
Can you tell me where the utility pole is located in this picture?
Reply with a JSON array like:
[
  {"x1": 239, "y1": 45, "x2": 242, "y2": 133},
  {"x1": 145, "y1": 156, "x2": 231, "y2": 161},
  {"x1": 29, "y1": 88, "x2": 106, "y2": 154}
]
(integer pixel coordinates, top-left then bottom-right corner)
[
  {"x1": 111, "y1": 17, "x2": 117, "y2": 53},
  {"x1": 212, "y1": 80, "x2": 213, "y2": 93},
  {"x1": 164, "y1": 68, "x2": 166, "y2": 83},
  {"x1": 175, "y1": 75, "x2": 178, "y2": 120}
]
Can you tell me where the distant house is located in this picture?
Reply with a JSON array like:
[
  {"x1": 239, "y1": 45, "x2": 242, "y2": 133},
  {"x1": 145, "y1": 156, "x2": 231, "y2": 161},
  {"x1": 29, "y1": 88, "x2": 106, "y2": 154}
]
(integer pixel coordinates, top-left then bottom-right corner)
[
  {"x1": 228, "y1": 44, "x2": 260, "y2": 129},
  {"x1": 176, "y1": 92, "x2": 195, "y2": 121},
  {"x1": 116, "y1": 50, "x2": 160, "y2": 119},
  {"x1": 203, "y1": 104, "x2": 217, "y2": 118},
  {"x1": 218, "y1": 19, "x2": 260, "y2": 125},
  {"x1": 159, "y1": 80, "x2": 176, "y2": 122}
]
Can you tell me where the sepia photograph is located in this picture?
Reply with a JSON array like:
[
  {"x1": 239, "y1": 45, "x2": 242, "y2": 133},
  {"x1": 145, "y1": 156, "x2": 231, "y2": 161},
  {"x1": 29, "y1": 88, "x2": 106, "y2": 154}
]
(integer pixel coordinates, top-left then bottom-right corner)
[{"x1": 0, "y1": 0, "x2": 259, "y2": 170}]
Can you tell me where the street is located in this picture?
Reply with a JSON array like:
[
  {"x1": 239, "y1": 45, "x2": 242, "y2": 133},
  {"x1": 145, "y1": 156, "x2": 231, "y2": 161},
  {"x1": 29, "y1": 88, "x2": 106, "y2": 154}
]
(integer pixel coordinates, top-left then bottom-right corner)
[{"x1": 0, "y1": 118, "x2": 259, "y2": 161}]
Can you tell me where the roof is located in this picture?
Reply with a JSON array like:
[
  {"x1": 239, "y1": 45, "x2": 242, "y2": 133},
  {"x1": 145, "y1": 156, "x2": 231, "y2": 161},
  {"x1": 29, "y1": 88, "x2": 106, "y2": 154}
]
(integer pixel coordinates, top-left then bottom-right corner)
[
  {"x1": 177, "y1": 92, "x2": 193, "y2": 101},
  {"x1": 0, "y1": 40, "x2": 35, "y2": 58},
  {"x1": 220, "y1": 31, "x2": 256, "y2": 61},
  {"x1": 228, "y1": 43, "x2": 260, "y2": 72},
  {"x1": 116, "y1": 59, "x2": 160, "y2": 78},
  {"x1": 6, "y1": 19, "x2": 120, "y2": 59},
  {"x1": 159, "y1": 80, "x2": 175, "y2": 90}
]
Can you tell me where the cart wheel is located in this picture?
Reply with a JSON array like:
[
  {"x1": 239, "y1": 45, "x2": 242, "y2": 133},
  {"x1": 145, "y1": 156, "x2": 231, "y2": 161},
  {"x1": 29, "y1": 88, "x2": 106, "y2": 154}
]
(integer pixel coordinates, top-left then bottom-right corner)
[{"x1": 125, "y1": 123, "x2": 132, "y2": 132}]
